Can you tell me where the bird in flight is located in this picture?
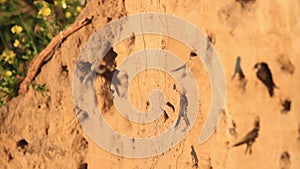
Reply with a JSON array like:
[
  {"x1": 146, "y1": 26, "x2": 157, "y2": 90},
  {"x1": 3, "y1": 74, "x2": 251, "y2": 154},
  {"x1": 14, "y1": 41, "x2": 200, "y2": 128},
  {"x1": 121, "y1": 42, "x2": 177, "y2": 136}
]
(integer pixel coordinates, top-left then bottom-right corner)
[
  {"x1": 233, "y1": 116, "x2": 260, "y2": 154},
  {"x1": 254, "y1": 62, "x2": 277, "y2": 97}
]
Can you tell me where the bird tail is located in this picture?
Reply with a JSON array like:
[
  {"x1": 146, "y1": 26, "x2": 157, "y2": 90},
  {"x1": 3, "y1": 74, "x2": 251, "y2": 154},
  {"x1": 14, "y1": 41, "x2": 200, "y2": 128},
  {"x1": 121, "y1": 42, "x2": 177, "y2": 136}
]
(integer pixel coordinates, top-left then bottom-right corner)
[
  {"x1": 268, "y1": 87, "x2": 274, "y2": 97},
  {"x1": 232, "y1": 141, "x2": 246, "y2": 147}
]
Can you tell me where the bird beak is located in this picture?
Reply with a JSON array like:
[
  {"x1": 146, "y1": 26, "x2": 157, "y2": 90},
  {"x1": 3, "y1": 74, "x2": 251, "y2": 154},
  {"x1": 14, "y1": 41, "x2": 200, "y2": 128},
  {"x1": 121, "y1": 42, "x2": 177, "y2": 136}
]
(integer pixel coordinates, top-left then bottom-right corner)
[{"x1": 253, "y1": 64, "x2": 259, "y2": 71}]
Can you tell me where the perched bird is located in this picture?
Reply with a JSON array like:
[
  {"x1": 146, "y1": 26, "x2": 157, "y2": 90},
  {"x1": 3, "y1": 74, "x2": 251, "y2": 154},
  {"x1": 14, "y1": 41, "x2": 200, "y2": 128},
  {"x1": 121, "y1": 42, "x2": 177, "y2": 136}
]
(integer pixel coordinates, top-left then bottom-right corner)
[
  {"x1": 232, "y1": 56, "x2": 245, "y2": 80},
  {"x1": 254, "y1": 62, "x2": 277, "y2": 97},
  {"x1": 233, "y1": 116, "x2": 260, "y2": 154}
]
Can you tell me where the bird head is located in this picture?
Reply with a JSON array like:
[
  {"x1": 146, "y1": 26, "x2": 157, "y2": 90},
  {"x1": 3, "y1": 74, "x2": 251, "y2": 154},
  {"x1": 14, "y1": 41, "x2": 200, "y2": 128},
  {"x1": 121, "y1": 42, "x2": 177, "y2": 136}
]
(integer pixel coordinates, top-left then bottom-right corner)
[{"x1": 253, "y1": 63, "x2": 261, "y2": 72}]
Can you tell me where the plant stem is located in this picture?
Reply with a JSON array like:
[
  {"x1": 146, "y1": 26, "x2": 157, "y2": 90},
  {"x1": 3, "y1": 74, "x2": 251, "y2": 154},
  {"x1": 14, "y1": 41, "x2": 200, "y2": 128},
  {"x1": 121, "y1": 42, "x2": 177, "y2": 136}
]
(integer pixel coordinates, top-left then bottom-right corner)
[
  {"x1": 0, "y1": 32, "x2": 8, "y2": 49},
  {"x1": 9, "y1": 0, "x2": 38, "y2": 54}
]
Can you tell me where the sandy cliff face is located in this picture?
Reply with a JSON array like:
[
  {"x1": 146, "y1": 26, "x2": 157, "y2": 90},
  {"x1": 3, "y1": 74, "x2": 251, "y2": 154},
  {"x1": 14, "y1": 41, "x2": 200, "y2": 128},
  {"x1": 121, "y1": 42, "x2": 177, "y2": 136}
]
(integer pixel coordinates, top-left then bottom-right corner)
[{"x1": 1, "y1": 0, "x2": 300, "y2": 168}]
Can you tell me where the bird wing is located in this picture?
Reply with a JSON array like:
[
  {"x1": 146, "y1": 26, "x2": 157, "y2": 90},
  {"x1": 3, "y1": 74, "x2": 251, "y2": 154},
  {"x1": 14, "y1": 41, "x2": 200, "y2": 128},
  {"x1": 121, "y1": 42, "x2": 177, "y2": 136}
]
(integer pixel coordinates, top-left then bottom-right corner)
[
  {"x1": 233, "y1": 128, "x2": 258, "y2": 147},
  {"x1": 257, "y1": 64, "x2": 275, "y2": 88},
  {"x1": 257, "y1": 64, "x2": 276, "y2": 96}
]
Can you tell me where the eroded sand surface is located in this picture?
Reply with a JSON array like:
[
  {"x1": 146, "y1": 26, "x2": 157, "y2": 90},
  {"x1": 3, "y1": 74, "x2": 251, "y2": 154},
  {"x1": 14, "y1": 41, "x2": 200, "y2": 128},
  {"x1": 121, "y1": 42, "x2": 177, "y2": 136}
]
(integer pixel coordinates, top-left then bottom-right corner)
[{"x1": 1, "y1": 0, "x2": 300, "y2": 168}]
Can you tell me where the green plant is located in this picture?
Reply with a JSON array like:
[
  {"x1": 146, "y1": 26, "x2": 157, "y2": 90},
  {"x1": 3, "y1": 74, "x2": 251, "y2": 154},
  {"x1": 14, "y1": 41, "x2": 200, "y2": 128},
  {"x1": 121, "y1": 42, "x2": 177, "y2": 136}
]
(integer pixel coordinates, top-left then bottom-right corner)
[
  {"x1": 0, "y1": 0, "x2": 85, "y2": 106},
  {"x1": 31, "y1": 83, "x2": 48, "y2": 97}
]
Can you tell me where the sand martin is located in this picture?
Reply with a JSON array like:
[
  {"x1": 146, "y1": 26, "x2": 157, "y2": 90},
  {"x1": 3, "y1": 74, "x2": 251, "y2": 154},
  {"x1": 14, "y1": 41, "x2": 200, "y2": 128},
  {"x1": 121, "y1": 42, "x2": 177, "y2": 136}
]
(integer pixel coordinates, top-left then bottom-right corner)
[
  {"x1": 233, "y1": 116, "x2": 260, "y2": 154},
  {"x1": 254, "y1": 62, "x2": 277, "y2": 97}
]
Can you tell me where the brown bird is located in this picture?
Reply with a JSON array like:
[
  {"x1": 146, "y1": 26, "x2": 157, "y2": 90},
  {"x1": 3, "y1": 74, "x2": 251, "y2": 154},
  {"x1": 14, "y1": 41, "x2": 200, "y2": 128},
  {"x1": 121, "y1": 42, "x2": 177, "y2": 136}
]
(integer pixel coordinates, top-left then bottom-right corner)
[
  {"x1": 233, "y1": 116, "x2": 260, "y2": 154},
  {"x1": 254, "y1": 62, "x2": 277, "y2": 97}
]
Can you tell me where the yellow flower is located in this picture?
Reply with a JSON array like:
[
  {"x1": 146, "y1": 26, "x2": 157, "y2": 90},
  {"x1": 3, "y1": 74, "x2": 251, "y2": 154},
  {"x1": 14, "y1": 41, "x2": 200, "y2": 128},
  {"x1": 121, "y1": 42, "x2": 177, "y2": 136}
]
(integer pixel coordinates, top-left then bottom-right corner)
[
  {"x1": 5, "y1": 70, "x2": 12, "y2": 77},
  {"x1": 65, "y1": 12, "x2": 72, "y2": 18},
  {"x1": 54, "y1": 0, "x2": 59, "y2": 6},
  {"x1": 38, "y1": 6, "x2": 51, "y2": 17},
  {"x1": 13, "y1": 39, "x2": 20, "y2": 47},
  {"x1": 62, "y1": 2, "x2": 67, "y2": 9},
  {"x1": 1, "y1": 50, "x2": 16, "y2": 64},
  {"x1": 1, "y1": 50, "x2": 14, "y2": 58},
  {"x1": 76, "y1": 6, "x2": 82, "y2": 12},
  {"x1": 11, "y1": 25, "x2": 23, "y2": 34}
]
